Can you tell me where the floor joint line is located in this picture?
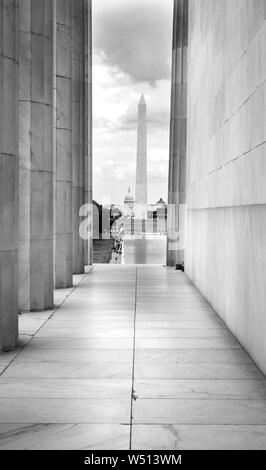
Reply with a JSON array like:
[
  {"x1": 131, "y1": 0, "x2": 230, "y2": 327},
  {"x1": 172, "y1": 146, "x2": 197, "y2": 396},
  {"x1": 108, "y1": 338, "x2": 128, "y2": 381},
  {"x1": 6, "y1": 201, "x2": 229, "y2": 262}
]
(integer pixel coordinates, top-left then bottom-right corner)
[{"x1": 129, "y1": 266, "x2": 138, "y2": 450}]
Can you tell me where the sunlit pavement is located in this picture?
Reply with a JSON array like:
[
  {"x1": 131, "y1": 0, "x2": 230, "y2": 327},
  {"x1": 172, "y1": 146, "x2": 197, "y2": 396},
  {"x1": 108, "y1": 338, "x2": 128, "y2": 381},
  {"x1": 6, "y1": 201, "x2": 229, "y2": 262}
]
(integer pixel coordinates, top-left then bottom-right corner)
[{"x1": 0, "y1": 265, "x2": 266, "y2": 450}]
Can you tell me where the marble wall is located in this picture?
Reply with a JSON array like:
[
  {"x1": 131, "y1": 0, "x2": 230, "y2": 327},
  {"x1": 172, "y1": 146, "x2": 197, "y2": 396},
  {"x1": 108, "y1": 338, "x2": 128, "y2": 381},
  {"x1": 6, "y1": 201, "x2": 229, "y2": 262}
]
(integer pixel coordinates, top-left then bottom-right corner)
[
  {"x1": 185, "y1": 0, "x2": 266, "y2": 373},
  {"x1": 167, "y1": 0, "x2": 188, "y2": 267},
  {"x1": 0, "y1": 0, "x2": 92, "y2": 350},
  {"x1": 0, "y1": 0, "x2": 18, "y2": 349},
  {"x1": 84, "y1": 0, "x2": 93, "y2": 267},
  {"x1": 54, "y1": 0, "x2": 92, "y2": 284},
  {"x1": 72, "y1": 0, "x2": 85, "y2": 274},
  {"x1": 54, "y1": 0, "x2": 73, "y2": 288},
  {"x1": 18, "y1": 0, "x2": 54, "y2": 311}
]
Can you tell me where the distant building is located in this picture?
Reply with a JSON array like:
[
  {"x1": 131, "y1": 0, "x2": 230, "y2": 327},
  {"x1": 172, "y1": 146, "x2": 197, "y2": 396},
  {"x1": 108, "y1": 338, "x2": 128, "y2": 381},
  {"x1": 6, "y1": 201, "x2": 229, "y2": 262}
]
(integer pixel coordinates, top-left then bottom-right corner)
[
  {"x1": 156, "y1": 197, "x2": 167, "y2": 219},
  {"x1": 147, "y1": 197, "x2": 167, "y2": 219},
  {"x1": 123, "y1": 188, "x2": 134, "y2": 217}
]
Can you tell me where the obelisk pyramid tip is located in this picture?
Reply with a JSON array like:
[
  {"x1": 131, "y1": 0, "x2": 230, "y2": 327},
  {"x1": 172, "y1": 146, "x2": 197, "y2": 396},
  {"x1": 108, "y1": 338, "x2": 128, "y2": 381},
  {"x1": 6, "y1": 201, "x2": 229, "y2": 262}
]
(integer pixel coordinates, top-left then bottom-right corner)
[{"x1": 139, "y1": 94, "x2": 146, "y2": 106}]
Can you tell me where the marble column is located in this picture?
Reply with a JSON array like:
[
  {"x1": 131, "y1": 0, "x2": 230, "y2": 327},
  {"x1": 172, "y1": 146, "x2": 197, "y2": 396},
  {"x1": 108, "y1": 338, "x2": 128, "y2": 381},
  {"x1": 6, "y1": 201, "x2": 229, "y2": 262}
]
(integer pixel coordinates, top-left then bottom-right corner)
[
  {"x1": 167, "y1": 0, "x2": 188, "y2": 267},
  {"x1": 54, "y1": 0, "x2": 73, "y2": 287},
  {"x1": 0, "y1": 0, "x2": 18, "y2": 349},
  {"x1": 84, "y1": 0, "x2": 93, "y2": 267},
  {"x1": 18, "y1": 0, "x2": 54, "y2": 311},
  {"x1": 72, "y1": 0, "x2": 85, "y2": 274}
]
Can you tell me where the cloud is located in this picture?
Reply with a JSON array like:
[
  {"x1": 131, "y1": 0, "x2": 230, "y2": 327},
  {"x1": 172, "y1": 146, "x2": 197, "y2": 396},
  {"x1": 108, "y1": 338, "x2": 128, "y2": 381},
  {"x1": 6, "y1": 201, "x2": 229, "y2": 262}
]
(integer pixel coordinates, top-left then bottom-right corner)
[
  {"x1": 92, "y1": 0, "x2": 172, "y2": 204},
  {"x1": 92, "y1": 0, "x2": 173, "y2": 86}
]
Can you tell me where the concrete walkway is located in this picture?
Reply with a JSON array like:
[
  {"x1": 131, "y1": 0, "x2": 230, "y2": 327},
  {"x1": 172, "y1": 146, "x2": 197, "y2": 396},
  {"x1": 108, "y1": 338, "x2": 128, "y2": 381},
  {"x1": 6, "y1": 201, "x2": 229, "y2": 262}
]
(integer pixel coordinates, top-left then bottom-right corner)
[{"x1": 0, "y1": 265, "x2": 266, "y2": 449}]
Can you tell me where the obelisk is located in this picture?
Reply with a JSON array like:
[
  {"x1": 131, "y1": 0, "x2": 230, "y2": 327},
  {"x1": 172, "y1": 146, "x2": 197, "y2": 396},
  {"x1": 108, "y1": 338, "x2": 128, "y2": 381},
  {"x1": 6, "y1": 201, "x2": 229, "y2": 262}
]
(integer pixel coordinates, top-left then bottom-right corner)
[{"x1": 135, "y1": 94, "x2": 147, "y2": 218}]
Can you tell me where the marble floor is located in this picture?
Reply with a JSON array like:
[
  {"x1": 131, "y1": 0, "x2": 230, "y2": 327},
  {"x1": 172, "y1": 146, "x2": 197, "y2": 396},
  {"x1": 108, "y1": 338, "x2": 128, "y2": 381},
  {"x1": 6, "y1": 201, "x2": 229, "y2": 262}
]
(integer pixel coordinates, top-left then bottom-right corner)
[
  {"x1": 123, "y1": 235, "x2": 166, "y2": 265},
  {"x1": 0, "y1": 265, "x2": 266, "y2": 449}
]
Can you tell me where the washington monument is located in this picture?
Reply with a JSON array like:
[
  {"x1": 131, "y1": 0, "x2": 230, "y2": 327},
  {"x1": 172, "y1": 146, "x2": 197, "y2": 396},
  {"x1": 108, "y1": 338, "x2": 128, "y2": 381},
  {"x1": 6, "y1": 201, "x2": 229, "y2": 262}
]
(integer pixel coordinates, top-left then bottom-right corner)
[{"x1": 135, "y1": 94, "x2": 147, "y2": 218}]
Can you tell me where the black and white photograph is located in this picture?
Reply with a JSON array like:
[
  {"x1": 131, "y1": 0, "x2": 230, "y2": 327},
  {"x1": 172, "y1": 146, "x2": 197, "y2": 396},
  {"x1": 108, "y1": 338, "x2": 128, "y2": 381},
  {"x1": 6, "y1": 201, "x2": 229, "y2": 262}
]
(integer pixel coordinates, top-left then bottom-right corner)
[{"x1": 0, "y1": 0, "x2": 266, "y2": 458}]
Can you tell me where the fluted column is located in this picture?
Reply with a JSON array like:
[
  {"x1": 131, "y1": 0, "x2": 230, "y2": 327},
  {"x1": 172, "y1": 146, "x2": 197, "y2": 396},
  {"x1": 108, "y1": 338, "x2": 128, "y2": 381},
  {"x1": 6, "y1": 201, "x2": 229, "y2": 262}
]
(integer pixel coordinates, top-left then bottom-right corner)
[
  {"x1": 167, "y1": 0, "x2": 188, "y2": 267},
  {"x1": 18, "y1": 0, "x2": 54, "y2": 311},
  {"x1": 54, "y1": 0, "x2": 73, "y2": 287},
  {"x1": 72, "y1": 0, "x2": 85, "y2": 274},
  {"x1": 0, "y1": 0, "x2": 18, "y2": 349},
  {"x1": 84, "y1": 0, "x2": 93, "y2": 267}
]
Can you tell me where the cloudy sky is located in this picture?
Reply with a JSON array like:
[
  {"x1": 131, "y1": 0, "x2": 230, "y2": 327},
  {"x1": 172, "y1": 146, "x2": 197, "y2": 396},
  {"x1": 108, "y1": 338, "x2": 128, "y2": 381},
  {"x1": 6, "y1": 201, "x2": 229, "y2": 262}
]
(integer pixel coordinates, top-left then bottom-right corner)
[{"x1": 92, "y1": 0, "x2": 173, "y2": 205}]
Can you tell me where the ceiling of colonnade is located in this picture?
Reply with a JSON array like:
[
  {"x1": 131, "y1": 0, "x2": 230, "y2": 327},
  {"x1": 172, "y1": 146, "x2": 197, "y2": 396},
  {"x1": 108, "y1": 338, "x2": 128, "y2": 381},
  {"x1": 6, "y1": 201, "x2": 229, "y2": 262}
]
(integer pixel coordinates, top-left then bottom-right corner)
[{"x1": 92, "y1": 0, "x2": 173, "y2": 205}]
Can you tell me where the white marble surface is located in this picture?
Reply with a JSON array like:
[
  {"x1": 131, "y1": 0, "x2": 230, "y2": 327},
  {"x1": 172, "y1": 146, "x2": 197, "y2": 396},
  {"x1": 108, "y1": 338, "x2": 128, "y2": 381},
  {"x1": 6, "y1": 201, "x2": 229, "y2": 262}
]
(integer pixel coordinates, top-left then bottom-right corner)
[
  {"x1": 0, "y1": 424, "x2": 129, "y2": 450},
  {"x1": 123, "y1": 236, "x2": 166, "y2": 265},
  {"x1": 134, "y1": 363, "x2": 263, "y2": 380},
  {"x1": 133, "y1": 399, "x2": 266, "y2": 424},
  {"x1": 135, "y1": 320, "x2": 223, "y2": 328},
  {"x1": 132, "y1": 266, "x2": 266, "y2": 448},
  {"x1": 186, "y1": 1, "x2": 266, "y2": 375},
  {"x1": 135, "y1": 337, "x2": 240, "y2": 350},
  {"x1": 14, "y1": 349, "x2": 133, "y2": 364},
  {"x1": 19, "y1": 312, "x2": 53, "y2": 335},
  {"x1": 0, "y1": 349, "x2": 21, "y2": 364},
  {"x1": 0, "y1": 378, "x2": 131, "y2": 399},
  {"x1": 72, "y1": 0, "x2": 86, "y2": 275},
  {"x1": 35, "y1": 327, "x2": 134, "y2": 338},
  {"x1": 0, "y1": 265, "x2": 265, "y2": 450},
  {"x1": 29, "y1": 337, "x2": 134, "y2": 350},
  {"x1": 135, "y1": 379, "x2": 266, "y2": 399},
  {"x1": 3, "y1": 362, "x2": 132, "y2": 379},
  {"x1": 135, "y1": 328, "x2": 229, "y2": 339},
  {"x1": 18, "y1": 0, "x2": 54, "y2": 312},
  {"x1": 134, "y1": 348, "x2": 252, "y2": 364},
  {"x1": 54, "y1": 0, "x2": 74, "y2": 288},
  {"x1": 167, "y1": 0, "x2": 188, "y2": 267},
  {"x1": 132, "y1": 425, "x2": 266, "y2": 450},
  {"x1": 0, "y1": 398, "x2": 130, "y2": 423},
  {"x1": 0, "y1": 0, "x2": 18, "y2": 351}
]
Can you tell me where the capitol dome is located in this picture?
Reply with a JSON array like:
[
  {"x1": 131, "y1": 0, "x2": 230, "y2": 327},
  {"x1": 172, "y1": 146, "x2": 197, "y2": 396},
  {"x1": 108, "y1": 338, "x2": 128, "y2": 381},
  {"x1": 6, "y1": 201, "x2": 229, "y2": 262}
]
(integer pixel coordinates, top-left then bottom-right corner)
[
  {"x1": 124, "y1": 188, "x2": 134, "y2": 205},
  {"x1": 123, "y1": 188, "x2": 134, "y2": 216},
  {"x1": 156, "y1": 197, "x2": 167, "y2": 207}
]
